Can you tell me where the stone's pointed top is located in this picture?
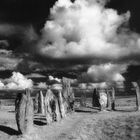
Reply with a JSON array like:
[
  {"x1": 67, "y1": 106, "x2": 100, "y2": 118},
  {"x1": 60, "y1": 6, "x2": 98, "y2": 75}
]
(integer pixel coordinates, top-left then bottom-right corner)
[{"x1": 132, "y1": 82, "x2": 138, "y2": 88}]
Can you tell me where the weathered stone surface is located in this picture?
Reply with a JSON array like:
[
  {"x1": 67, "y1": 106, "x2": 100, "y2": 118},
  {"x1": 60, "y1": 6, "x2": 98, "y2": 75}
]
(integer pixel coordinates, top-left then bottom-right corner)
[
  {"x1": 80, "y1": 92, "x2": 86, "y2": 107},
  {"x1": 15, "y1": 89, "x2": 33, "y2": 134},
  {"x1": 44, "y1": 89, "x2": 55, "y2": 124},
  {"x1": 68, "y1": 88, "x2": 75, "y2": 111},
  {"x1": 111, "y1": 87, "x2": 115, "y2": 111},
  {"x1": 62, "y1": 88, "x2": 69, "y2": 113},
  {"x1": 38, "y1": 91, "x2": 45, "y2": 115},
  {"x1": 99, "y1": 90, "x2": 107, "y2": 111},
  {"x1": 132, "y1": 82, "x2": 140, "y2": 111},
  {"x1": 92, "y1": 88, "x2": 100, "y2": 107},
  {"x1": 107, "y1": 89, "x2": 111, "y2": 110},
  {"x1": 54, "y1": 97, "x2": 61, "y2": 121},
  {"x1": 58, "y1": 90, "x2": 66, "y2": 118},
  {"x1": 62, "y1": 77, "x2": 75, "y2": 112},
  {"x1": 34, "y1": 93, "x2": 39, "y2": 113},
  {"x1": 25, "y1": 90, "x2": 34, "y2": 133},
  {"x1": 62, "y1": 77, "x2": 71, "y2": 99}
]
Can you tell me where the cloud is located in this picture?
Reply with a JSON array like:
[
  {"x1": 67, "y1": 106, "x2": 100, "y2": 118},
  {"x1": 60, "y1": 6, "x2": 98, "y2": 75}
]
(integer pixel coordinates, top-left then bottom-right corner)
[
  {"x1": 0, "y1": 55, "x2": 21, "y2": 71},
  {"x1": 1, "y1": 0, "x2": 140, "y2": 82},
  {"x1": 78, "y1": 63, "x2": 126, "y2": 83},
  {"x1": 7, "y1": 72, "x2": 33, "y2": 89},
  {"x1": 0, "y1": 24, "x2": 38, "y2": 54},
  {"x1": 37, "y1": 82, "x2": 48, "y2": 88},
  {"x1": 0, "y1": 80, "x2": 5, "y2": 89},
  {"x1": 48, "y1": 75, "x2": 61, "y2": 83},
  {"x1": 0, "y1": 24, "x2": 19, "y2": 36},
  {"x1": 33, "y1": 0, "x2": 140, "y2": 65},
  {"x1": 78, "y1": 82, "x2": 109, "y2": 89},
  {"x1": 0, "y1": 72, "x2": 33, "y2": 89},
  {"x1": 0, "y1": 24, "x2": 39, "y2": 71}
]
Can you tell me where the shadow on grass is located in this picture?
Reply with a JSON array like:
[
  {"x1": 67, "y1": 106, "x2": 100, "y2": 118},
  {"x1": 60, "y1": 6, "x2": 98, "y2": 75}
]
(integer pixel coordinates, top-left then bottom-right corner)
[
  {"x1": 115, "y1": 108, "x2": 136, "y2": 112},
  {"x1": 34, "y1": 120, "x2": 47, "y2": 126},
  {"x1": 0, "y1": 125, "x2": 20, "y2": 135},
  {"x1": 8, "y1": 110, "x2": 15, "y2": 113},
  {"x1": 86, "y1": 106, "x2": 101, "y2": 110},
  {"x1": 75, "y1": 109, "x2": 98, "y2": 113}
]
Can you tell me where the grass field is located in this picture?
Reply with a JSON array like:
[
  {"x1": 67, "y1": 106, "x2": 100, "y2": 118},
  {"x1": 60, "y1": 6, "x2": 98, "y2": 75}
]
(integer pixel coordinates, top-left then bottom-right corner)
[{"x1": 0, "y1": 95, "x2": 140, "y2": 140}]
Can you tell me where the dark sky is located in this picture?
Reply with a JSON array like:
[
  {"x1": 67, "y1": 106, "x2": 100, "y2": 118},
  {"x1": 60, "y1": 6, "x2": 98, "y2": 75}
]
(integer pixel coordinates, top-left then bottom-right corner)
[
  {"x1": 0, "y1": 0, "x2": 56, "y2": 30},
  {"x1": 0, "y1": 0, "x2": 139, "y2": 32},
  {"x1": 107, "y1": 0, "x2": 140, "y2": 32}
]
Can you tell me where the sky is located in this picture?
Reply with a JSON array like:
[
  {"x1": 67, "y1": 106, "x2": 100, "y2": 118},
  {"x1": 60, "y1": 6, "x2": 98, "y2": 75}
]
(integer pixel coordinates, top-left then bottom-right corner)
[
  {"x1": 0, "y1": 0, "x2": 139, "y2": 31},
  {"x1": 0, "y1": 0, "x2": 140, "y2": 82}
]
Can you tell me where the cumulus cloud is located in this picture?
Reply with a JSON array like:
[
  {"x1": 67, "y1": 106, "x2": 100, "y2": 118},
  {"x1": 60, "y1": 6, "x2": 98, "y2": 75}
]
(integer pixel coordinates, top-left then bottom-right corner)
[
  {"x1": 48, "y1": 75, "x2": 61, "y2": 83},
  {"x1": 6, "y1": 82, "x2": 19, "y2": 89},
  {"x1": 0, "y1": 72, "x2": 33, "y2": 89},
  {"x1": 37, "y1": 82, "x2": 48, "y2": 88},
  {"x1": 36, "y1": 0, "x2": 140, "y2": 65},
  {"x1": 0, "y1": 80, "x2": 5, "y2": 89},
  {"x1": 54, "y1": 77, "x2": 61, "y2": 83},
  {"x1": 48, "y1": 75, "x2": 54, "y2": 81},
  {"x1": 78, "y1": 63, "x2": 126, "y2": 83},
  {"x1": 2, "y1": 0, "x2": 140, "y2": 84},
  {"x1": 0, "y1": 55, "x2": 21, "y2": 71},
  {"x1": 78, "y1": 82, "x2": 108, "y2": 89}
]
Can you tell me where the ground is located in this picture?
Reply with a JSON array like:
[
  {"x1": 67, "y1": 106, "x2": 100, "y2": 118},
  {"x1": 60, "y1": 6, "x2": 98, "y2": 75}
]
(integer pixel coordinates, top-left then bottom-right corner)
[{"x1": 0, "y1": 96, "x2": 140, "y2": 140}]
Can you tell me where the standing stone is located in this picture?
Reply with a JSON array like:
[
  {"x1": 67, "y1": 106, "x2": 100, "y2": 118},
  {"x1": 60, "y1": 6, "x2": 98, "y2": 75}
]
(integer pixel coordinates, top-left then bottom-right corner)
[
  {"x1": 58, "y1": 90, "x2": 66, "y2": 118},
  {"x1": 54, "y1": 97, "x2": 61, "y2": 121},
  {"x1": 15, "y1": 89, "x2": 34, "y2": 134},
  {"x1": 0, "y1": 100, "x2": 1, "y2": 109},
  {"x1": 44, "y1": 89, "x2": 54, "y2": 124},
  {"x1": 45, "y1": 89, "x2": 61, "y2": 122},
  {"x1": 69, "y1": 88, "x2": 75, "y2": 111},
  {"x1": 38, "y1": 91, "x2": 45, "y2": 115},
  {"x1": 62, "y1": 77, "x2": 71, "y2": 112},
  {"x1": 62, "y1": 77, "x2": 75, "y2": 113},
  {"x1": 132, "y1": 82, "x2": 140, "y2": 111},
  {"x1": 99, "y1": 89, "x2": 107, "y2": 111},
  {"x1": 92, "y1": 88, "x2": 100, "y2": 107},
  {"x1": 34, "y1": 93, "x2": 39, "y2": 113},
  {"x1": 111, "y1": 87, "x2": 115, "y2": 111},
  {"x1": 62, "y1": 88, "x2": 69, "y2": 113},
  {"x1": 80, "y1": 91, "x2": 86, "y2": 107},
  {"x1": 107, "y1": 89, "x2": 111, "y2": 110},
  {"x1": 92, "y1": 88, "x2": 96, "y2": 107}
]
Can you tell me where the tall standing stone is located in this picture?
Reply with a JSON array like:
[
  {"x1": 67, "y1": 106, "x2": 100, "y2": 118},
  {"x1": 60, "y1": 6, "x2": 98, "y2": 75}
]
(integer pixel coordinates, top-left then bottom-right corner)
[
  {"x1": 62, "y1": 77, "x2": 70, "y2": 99},
  {"x1": 111, "y1": 87, "x2": 115, "y2": 111},
  {"x1": 69, "y1": 88, "x2": 75, "y2": 111},
  {"x1": 62, "y1": 77, "x2": 74, "y2": 112},
  {"x1": 44, "y1": 89, "x2": 54, "y2": 124},
  {"x1": 99, "y1": 89, "x2": 107, "y2": 111},
  {"x1": 132, "y1": 82, "x2": 140, "y2": 111},
  {"x1": 15, "y1": 89, "x2": 34, "y2": 134},
  {"x1": 107, "y1": 89, "x2": 111, "y2": 110},
  {"x1": 62, "y1": 88, "x2": 69, "y2": 113},
  {"x1": 92, "y1": 88, "x2": 100, "y2": 107},
  {"x1": 38, "y1": 91, "x2": 45, "y2": 115},
  {"x1": 54, "y1": 96, "x2": 61, "y2": 121},
  {"x1": 34, "y1": 93, "x2": 39, "y2": 113},
  {"x1": 58, "y1": 90, "x2": 66, "y2": 118},
  {"x1": 80, "y1": 91, "x2": 86, "y2": 107}
]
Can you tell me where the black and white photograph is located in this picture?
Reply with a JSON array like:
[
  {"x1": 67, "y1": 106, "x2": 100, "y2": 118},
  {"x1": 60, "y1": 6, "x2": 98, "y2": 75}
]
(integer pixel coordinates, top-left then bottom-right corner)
[{"x1": 0, "y1": 0, "x2": 140, "y2": 139}]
